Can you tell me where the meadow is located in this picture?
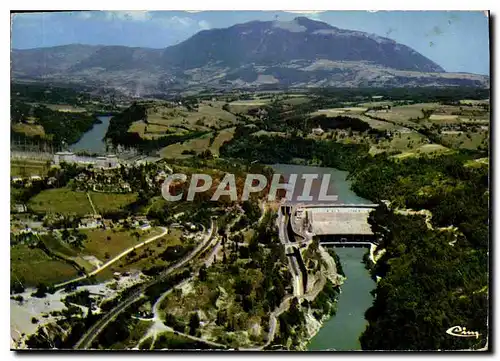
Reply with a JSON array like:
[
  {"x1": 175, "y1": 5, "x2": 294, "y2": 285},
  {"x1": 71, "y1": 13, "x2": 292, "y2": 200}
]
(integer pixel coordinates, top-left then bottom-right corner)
[
  {"x1": 129, "y1": 101, "x2": 238, "y2": 140},
  {"x1": 11, "y1": 245, "x2": 79, "y2": 286},
  {"x1": 29, "y1": 188, "x2": 93, "y2": 215},
  {"x1": 28, "y1": 188, "x2": 137, "y2": 216}
]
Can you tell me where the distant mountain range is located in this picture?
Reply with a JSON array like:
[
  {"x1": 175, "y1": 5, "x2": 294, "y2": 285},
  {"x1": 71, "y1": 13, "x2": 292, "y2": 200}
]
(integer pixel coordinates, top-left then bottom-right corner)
[{"x1": 11, "y1": 17, "x2": 489, "y2": 94}]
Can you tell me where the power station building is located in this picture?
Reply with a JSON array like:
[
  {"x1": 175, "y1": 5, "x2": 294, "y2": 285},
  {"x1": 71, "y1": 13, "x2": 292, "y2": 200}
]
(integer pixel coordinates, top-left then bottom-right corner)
[{"x1": 53, "y1": 152, "x2": 120, "y2": 169}]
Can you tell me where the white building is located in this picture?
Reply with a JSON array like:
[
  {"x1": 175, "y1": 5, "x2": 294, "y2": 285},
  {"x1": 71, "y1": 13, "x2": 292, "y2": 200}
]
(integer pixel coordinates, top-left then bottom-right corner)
[
  {"x1": 139, "y1": 223, "x2": 151, "y2": 231},
  {"x1": 312, "y1": 127, "x2": 325, "y2": 136},
  {"x1": 54, "y1": 151, "x2": 76, "y2": 165},
  {"x1": 54, "y1": 152, "x2": 120, "y2": 169}
]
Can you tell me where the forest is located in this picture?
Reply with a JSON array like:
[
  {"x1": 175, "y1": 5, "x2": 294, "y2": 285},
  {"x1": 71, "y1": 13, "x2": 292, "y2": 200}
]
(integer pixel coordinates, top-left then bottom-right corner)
[
  {"x1": 11, "y1": 102, "x2": 100, "y2": 146},
  {"x1": 360, "y1": 204, "x2": 487, "y2": 350},
  {"x1": 220, "y1": 126, "x2": 368, "y2": 169}
]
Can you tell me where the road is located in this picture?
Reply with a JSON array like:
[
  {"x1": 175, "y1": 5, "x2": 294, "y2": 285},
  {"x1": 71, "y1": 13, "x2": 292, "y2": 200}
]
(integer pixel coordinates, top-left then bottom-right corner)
[
  {"x1": 74, "y1": 220, "x2": 216, "y2": 349},
  {"x1": 55, "y1": 227, "x2": 169, "y2": 288},
  {"x1": 279, "y1": 206, "x2": 304, "y2": 297},
  {"x1": 86, "y1": 192, "x2": 99, "y2": 217}
]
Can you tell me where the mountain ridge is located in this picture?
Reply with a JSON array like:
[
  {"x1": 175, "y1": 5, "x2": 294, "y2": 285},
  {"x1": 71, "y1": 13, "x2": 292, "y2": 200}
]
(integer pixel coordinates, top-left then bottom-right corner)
[{"x1": 11, "y1": 17, "x2": 489, "y2": 94}]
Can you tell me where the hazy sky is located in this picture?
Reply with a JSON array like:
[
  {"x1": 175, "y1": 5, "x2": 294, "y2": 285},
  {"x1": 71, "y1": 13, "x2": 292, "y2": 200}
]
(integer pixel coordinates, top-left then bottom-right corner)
[{"x1": 11, "y1": 10, "x2": 490, "y2": 75}]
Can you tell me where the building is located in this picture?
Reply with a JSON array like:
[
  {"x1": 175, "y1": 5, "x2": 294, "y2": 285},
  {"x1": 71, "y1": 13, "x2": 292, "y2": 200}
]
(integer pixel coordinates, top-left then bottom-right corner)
[
  {"x1": 79, "y1": 217, "x2": 101, "y2": 229},
  {"x1": 139, "y1": 223, "x2": 151, "y2": 231},
  {"x1": 105, "y1": 154, "x2": 118, "y2": 168},
  {"x1": 13, "y1": 204, "x2": 27, "y2": 213},
  {"x1": 53, "y1": 152, "x2": 120, "y2": 169},
  {"x1": 311, "y1": 127, "x2": 325, "y2": 136},
  {"x1": 54, "y1": 151, "x2": 76, "y2": 165}
]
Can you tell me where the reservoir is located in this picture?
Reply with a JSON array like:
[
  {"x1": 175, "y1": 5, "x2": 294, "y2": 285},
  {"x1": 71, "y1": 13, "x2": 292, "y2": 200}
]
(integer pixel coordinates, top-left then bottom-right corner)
[
  {"x1": 270, "y1": 163, "x2": 368, "y2": 204},
  {"x1": 70, "y1": 116, "x2": 112, "y2": 154},
  {"x1": 271, "y1": 164, "x2": 376, "y2": 351}
]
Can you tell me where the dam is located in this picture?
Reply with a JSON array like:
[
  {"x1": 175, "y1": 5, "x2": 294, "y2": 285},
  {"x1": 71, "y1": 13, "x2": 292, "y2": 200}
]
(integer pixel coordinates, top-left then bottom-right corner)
[{"x1": 288, "y1": 203, "x2": 379, "y2": 246}]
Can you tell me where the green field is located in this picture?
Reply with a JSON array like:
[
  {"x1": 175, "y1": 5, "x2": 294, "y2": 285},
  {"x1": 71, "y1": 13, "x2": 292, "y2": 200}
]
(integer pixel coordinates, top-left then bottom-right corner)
[
  {"x1": 391, "y1": 144, "x2": 451, "y2": 159},
  {"x1": 130, "y1": 102, "x2": 238, "y2": 139},
  {"x1": 366, "y1": 103, "x2": 438, "y2": 125},
  {"x1": 227, "y1": 99, "x2": 271, "y2": 114},
  {"x1": 29, "y1": 188, "x2": 93, "y2": 215},
  {"x1": 80, "y1": 227, "x2": 162, "y2": 261},
  {"x1": 28, "y1": 188, "x2": 137, "y2": 215},
  {"x1": 369, "y1": 130, "x2": 450, "y2": 157},
  {"x1": 11, "y1": 123, "x2": 46, "y2": 137},
  {"x1": 11, "y1": 245, "x2": 79, "y2": 287},
  {"x1": 41, "y1": 234, "x2": 95, "y2": 273},
  {"x1": 159, "y1": 133, "x2": 213, "y2": 158},
  {"x1": 89, "y1": 192, "x2": 138, "y2": 214},
  {"x1": 209, "y1": 127, "x2": 236, "y2": 156},
  {"x1": 11, "y1": 159, "x2": 52, "y2": 177},
  {"x1": 440, "y1": 131, "x2": 488, "y2": 150},
  {"x1": 45, "y1": 104, "x2": 88, "y2": 113}
]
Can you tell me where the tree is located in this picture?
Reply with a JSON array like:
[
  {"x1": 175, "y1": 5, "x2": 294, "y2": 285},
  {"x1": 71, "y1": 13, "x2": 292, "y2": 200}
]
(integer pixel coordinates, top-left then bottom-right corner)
[
  {"x1": 33, "y1": 283, "x2": 48, "y2": 298},
  {"x1": 189, "y1": 312, "x2": 200, "y2": 336},
  {"x1": 198, "y1": 265, "x2": 208, "y2": 282},
  {"x1": 198, "y1": 149, "x2": 213, "y2": 160},
  {"x1": 61, "y1": 229, "x2": 70, "y2": 241}
]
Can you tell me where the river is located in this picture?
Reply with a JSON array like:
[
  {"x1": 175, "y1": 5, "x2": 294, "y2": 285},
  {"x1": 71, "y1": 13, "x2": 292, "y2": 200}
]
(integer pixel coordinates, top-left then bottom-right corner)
[
  {"x1": 69, "y1": 116, "x2": 111, "y2": 154},
  {"x1": 307, "y1": 247, "x2": 376, "y2": 350},
  {"x1": 271, "y1": 164, "x2": 376, "y2": 351}
]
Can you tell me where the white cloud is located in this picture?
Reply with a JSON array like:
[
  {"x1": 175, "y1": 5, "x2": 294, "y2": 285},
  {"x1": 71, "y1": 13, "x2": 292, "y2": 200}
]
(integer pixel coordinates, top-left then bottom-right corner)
[
  {"x1": 154, "y1": 16, "x2": 210, "y2": 31},
  {"x1": 198, "y1": 20, "x2": 211, "y2": 30},
  {"x1": 111, "y1": 11, "x2": 152, "y2": 22},
  {"x1": 168, "y1": 16, "x2": 196, "y2": 28},
  {"x1": 73, "y1": 11, "x2": 151, "y2": 22},
  {"x1": 283, "y1": 10, "x2": 324, "y2": 20}
]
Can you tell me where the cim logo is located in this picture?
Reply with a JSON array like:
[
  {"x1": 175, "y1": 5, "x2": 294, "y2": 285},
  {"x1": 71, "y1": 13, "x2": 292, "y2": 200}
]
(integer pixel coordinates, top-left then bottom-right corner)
[{"x1": 446, "y1": 326, "x2": 480, "y2": 339}]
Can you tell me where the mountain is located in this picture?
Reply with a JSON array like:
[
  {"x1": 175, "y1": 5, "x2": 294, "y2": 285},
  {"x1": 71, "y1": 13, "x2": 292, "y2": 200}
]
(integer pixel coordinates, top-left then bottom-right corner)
[{"x1": 11, "y1": 17, "x2": 489, "y2": 94}]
